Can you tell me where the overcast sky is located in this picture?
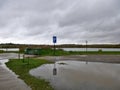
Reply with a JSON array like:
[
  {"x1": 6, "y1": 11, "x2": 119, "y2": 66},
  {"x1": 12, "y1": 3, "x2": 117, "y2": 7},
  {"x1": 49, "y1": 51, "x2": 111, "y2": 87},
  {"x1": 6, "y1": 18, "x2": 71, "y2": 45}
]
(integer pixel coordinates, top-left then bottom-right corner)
[{"x1": 0, "y1": 0, "x2": 120, "y2": 44}]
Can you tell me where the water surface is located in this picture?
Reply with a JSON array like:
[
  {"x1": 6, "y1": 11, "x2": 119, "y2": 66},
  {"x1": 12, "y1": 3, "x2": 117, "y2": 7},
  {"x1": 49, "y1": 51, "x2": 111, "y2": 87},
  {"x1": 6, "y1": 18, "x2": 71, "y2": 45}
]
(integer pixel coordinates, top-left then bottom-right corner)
[
  {"x1": 62, "y1": 48, "x2": 120, "y2": 51},
  {"x1": 30, "y1": 61, "x2": 120, "y2": 90},
  {"x1": 0, "y1": 48, "x2": 19, "y2": 51}
]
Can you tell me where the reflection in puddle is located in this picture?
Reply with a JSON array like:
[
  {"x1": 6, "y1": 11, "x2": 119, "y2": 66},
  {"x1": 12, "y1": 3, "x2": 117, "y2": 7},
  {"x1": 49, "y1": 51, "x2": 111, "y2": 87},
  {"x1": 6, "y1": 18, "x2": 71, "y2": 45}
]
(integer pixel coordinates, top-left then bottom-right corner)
[{"x1": 30, "y1": 61, "x2": 120, "y2": 90}]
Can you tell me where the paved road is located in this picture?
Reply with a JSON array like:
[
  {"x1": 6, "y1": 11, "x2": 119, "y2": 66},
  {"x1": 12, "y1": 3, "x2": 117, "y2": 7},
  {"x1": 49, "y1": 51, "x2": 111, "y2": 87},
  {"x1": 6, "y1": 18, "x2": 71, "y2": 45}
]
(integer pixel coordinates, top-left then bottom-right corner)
[
  {"x1": 38, "y1": 55, "x2": 120, "y2": 63},
  {"x1": 0, "y1": 53, "x2": 31, "y2": 90}
]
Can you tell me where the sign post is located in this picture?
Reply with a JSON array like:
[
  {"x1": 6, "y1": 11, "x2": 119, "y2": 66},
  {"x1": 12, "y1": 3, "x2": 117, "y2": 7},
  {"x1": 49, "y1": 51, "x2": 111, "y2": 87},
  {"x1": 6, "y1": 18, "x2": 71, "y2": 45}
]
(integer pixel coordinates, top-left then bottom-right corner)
[
  {"x1": 53, "y1": 36, "x2": 57, "y2": 55},
  {"x1": 86, "y1": 40, "x2": 88, "y2": 53},
  {"x1": 86, "y1": 40, "x2": 88, "y2": 64},
  {"x1": 53, "y1": 36, "x2": 57, "y2": 75}
]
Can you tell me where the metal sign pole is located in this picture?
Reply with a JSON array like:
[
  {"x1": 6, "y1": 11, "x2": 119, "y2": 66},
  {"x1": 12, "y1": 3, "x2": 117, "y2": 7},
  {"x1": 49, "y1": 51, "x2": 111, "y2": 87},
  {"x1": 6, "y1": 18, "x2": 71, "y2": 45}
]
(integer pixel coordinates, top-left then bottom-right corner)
[
  {"x1": 53, "y1": 36, "x2": 57, "y2": 75},
  {"x1": 86, "y1": 40, "x2": 88, "y2": 53},
  {"x1": 86, "y1": 40, "x2": 88, "y2": 64},
  {"x1": 53, "y1": 36, "x2": 57, "y2": 56},
  {"x1": 18, "y1": 48, "x2": 20, "y2": 60},
  {"x1": 54, "y1": 43, "x2": 55, "y2": 56}
]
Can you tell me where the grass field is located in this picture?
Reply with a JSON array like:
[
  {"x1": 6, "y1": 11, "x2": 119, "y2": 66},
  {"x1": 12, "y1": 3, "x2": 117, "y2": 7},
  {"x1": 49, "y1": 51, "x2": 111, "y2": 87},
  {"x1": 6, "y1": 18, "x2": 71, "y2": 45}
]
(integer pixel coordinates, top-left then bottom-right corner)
[
  {"x1": 68, "y1": 51, "x2": 120, "y2": 55},
  {"x1": 1, "y1": 47, "x2": 120, "y2": 55},
  {"x1": 26, "y1": 48, "x2": 120, "y2": 56},
  {"x1": 39, "y1": 49, "x2": 120, "y2": 55},
  {"x1": 6, "y1": 58, "x2": 54, "y2": 90}
]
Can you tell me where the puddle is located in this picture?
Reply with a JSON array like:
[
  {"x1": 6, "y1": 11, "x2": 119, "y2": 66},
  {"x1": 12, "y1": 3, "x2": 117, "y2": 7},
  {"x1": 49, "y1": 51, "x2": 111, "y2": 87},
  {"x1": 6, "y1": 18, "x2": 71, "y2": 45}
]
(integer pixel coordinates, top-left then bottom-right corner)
[
  {"x1": 30, "y1": 61, "x2": 120, "y2": 90},
  {"x1": 0, "y1": 59, "x2": 9, "y2": 67},
  {"x1": 0, "y1": 59, "x2": 17, "y2": 75}
]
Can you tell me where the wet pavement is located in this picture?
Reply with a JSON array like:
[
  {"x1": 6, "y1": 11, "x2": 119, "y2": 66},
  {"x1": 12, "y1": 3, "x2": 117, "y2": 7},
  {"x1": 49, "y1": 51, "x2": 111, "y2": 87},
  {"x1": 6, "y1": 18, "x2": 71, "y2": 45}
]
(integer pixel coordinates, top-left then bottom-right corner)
[
  {"x1": 30, "y1": 61, "x2": 120, "y2": 90},
  {"x1": 38, "y1": 55, "x2": 120, "y2": 63},
  {"x1": 0, "y1": 53, "x2": 31, "y2": 90}
]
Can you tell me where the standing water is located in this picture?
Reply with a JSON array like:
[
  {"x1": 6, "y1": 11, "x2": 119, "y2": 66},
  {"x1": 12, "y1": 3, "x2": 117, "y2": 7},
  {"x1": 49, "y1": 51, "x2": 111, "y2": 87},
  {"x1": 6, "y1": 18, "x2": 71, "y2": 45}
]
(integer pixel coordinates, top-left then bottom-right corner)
[
  {"x1": 30, "y1": 61, "x2": 120, "y2": 90},
  {"x1": 61, "y1": 48, "x2": 120, "y2": 51}
]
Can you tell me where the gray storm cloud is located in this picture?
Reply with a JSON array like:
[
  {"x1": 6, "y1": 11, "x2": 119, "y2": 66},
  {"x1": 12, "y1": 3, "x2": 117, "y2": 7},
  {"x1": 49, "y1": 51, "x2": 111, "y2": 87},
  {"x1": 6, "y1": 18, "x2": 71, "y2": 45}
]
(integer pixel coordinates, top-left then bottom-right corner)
[{"x1": 0, "y1": 0, "x2": 120, "y2": 44}]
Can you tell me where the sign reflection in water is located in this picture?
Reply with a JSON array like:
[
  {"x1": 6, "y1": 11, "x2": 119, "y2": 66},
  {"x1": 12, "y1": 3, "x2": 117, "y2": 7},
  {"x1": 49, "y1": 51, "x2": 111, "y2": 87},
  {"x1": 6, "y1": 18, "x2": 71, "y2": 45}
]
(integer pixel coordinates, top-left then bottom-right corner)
[{"x1": 53, "y1": 63, "x2": 57, "y2": 75}]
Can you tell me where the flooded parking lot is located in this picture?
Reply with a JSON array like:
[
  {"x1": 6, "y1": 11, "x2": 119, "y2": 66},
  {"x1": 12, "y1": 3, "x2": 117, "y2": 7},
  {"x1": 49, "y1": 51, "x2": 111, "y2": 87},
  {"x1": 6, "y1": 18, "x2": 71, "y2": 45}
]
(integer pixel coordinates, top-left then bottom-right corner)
[{"x1": 30, "y1": 61, "x2": 120, "y2": 90}]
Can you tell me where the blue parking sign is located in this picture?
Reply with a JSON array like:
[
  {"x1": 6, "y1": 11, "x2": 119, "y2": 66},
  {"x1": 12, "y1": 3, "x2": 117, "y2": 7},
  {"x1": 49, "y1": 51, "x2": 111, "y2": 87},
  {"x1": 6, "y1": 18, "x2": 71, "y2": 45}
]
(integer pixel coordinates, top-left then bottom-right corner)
[{"x1": 53, "y1": 36, "x2": 57, "y2": 43}]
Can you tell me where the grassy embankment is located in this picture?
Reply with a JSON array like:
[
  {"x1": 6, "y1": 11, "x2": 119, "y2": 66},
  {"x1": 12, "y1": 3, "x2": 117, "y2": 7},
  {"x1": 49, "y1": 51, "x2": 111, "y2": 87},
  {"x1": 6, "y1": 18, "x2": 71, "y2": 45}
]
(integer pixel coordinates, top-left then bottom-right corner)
[
  {"x1": 6, "y1": 58, "x2": 54, "y2": 90},
  {"x1": 0, "y1": 50, "x2": 4, "y2": 53},
  {"x1": 68, "y1": 51, "x2": 120, "y2": 55},
  {"x1": 1, "y1": 48, "x2": 120, "y2": 55},
  {"x1": 27, "y1": 48, "x2": 120, "y2": 56},
  {"x1": 38, "y1": 48, "x2": 120, "y2": 55}
]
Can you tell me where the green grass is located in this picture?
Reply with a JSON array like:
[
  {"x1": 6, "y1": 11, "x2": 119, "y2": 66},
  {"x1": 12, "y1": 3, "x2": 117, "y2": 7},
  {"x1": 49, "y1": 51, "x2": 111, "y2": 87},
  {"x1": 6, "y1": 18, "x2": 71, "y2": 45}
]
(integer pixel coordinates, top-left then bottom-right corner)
[
  {"x1": 0, "y1": 50, "x2": 4, "y2": 53},
  {"x1": 6, "y1": 58, "x2": 54, "y2": 90},
  {"x1": 2, "y1": 48, "x2": 120, "y2": 55},
  {"x1": 30, "y1": 48, "x2": 120, "y2": 56},
  {"x1": 39, "y1": 48, "x2": 120, "y2": 55},
  {"x1": 37, "y1": 48, "x2": 69, "y2": 56},
  {"x1": 68, "y1": 51, "x2": 120, "y2": 55}
]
